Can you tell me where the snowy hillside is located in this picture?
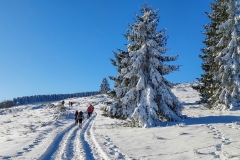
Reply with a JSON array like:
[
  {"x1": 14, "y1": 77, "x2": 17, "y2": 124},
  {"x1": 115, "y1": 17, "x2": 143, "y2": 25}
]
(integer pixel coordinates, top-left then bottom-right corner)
[{"x1": 0, "y1": 82, "x2": 240, "y2": 160}]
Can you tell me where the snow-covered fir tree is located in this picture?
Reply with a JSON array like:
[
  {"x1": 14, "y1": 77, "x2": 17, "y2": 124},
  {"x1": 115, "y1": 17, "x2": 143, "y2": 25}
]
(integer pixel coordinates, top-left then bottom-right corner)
[
  {"x1": 198, "y1": 0, "x2": 228, "y2": 106},
  {"x1": 99, "y1": 78, "x2": 111, "y2": 94},
  {"x1": 106, "y1": 4, "x2": 183, "y2": 127},
  {"x1": 210, "y1": 0, "x2": 240, "y2": 110}
]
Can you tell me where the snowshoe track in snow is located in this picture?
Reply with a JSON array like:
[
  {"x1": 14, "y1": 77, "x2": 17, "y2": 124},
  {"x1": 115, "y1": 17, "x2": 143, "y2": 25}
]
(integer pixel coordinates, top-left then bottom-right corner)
[
  {"x1": 205, "y1": 124, "x2": 240, "y2": 159},
  {"x1": 5, "y1": 127, "x2": 54, "y2": 160},
  {"x1": 102, "y1": 135, "x2": 128, "y2": 160}
]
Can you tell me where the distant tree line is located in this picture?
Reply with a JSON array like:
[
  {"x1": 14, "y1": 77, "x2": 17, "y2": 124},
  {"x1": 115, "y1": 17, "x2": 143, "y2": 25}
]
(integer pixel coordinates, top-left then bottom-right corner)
[{"x1": 13, "y1": 91, "x2": 99, "y2": 105}]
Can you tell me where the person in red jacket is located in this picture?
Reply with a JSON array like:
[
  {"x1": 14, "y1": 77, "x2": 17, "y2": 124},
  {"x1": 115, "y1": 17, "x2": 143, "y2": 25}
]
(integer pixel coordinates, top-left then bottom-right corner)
[
  {"x1": 90, "y1": 105, "x2": 94, "y2": 116},
  {"x1": 87, "y1": 105, "x2": 92, "y2": 118},
  {"x1": 87, "y1": 104, "x2": 94, "y2": 118}
]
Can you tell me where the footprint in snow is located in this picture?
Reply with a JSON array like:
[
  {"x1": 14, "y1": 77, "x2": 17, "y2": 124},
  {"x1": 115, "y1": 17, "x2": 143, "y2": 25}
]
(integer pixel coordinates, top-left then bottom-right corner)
[
  {"x1": 102, "y1": 136, "x2": 127, "y2": 159},
  {"x1": 16, "y1": 151, "x2": 24, "y2": 156},
  {"x1": 215, "y1": 144, "x2": 222, "y2": 151},
  {"x1": 105, "y1": 137, "x2": 111, "y2": 142},
  {"x1": 2, "y1": 156, "x2": 11, "y2": 160},
  {"x1": 103, "y1": 141, "x2": 110, "y2": 146}
]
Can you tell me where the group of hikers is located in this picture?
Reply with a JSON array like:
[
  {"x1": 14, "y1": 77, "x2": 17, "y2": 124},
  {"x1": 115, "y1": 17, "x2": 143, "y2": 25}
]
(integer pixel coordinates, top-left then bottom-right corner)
[
  {"x1": 74, "y1": 103, "x2": 94, "y2": 128},
  {"x1": 69, "y1": 101, "x2": 73, "y2": 107},
  {"x1": 61, "y1": 100, "x2": 73, "y2": 107},
  {"x1": 74, "y1": 110, "x2": 84, "y2": 128},
  {"x1": 61, "y1": 100, "x2": 95, "y2": 128}
]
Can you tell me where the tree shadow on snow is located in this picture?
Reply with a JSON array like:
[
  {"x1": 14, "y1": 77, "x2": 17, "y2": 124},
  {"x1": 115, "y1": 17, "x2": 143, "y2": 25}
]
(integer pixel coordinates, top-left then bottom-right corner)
[
  {"x1": 158, "y1": 115, "x2": 240, "y2": 127},
  {"x1": 182, "y1": 102, "x2": 199, "y2": 106},
  {"x1": 184, "y1": 115, "x2": 240, "y2": 125},
  {"x1": 32, "y1": 105, "x2": 43, "y2": 110}
]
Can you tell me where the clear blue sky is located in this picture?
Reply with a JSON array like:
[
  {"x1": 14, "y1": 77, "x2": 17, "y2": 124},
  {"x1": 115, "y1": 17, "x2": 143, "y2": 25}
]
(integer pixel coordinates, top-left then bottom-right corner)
[{"x1": 0, "y1": 0, "x2": 213, "y2": 101}]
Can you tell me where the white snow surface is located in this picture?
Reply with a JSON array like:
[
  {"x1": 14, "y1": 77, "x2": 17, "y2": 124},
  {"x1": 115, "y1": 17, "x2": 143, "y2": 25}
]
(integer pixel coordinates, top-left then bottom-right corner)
[{"x1": 1, "y1": 82, "x2": 240, "y2": 160}]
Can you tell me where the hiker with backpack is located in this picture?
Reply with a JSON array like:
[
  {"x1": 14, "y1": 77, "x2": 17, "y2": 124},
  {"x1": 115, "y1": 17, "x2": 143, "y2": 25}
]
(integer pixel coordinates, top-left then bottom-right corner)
[
  {"x1": 77, "y1": 111, "x2": 84, "y2": 128},
  {"x1": 90, "y1": 105, "x2": 94, "y2": 117},
  {"x1": 74, "y1": 110, "x2": 79, "y2": 125},
  {"x1": 87, "y1": 104, "x2": 94, "y2": 118}
]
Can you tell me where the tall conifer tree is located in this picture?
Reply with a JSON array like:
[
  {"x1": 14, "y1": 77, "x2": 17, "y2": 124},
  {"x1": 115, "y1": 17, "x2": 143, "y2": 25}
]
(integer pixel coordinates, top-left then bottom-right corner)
[
  {"x1": 198, "y1": 0, "x2": 229, "y2": 106},
  {"x1": 106, "y1": 4, "x2": 182, "y2": 127},
  {"x1": 210, "y1": 0, "x2": 240, "y2": 110}
]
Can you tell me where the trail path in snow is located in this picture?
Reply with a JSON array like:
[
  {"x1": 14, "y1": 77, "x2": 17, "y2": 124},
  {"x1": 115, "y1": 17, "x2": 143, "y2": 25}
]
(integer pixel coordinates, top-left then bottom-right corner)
[
  {"x1": 39, "y1": 113, "x2": 109, "y2": 160},
  {"x1": 36, "y1": 95, "x2": 130, "y2": 160}
]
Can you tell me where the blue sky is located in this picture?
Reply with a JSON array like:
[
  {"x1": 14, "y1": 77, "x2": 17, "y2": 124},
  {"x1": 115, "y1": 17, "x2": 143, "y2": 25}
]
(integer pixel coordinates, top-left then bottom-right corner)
[{"x1": 0, "y1": 0, "x2": 213, "y2": 101}]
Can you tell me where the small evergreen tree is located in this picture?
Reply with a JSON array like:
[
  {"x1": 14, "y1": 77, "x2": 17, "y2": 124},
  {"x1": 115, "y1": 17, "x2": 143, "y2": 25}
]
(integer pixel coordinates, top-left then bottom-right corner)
[
  {"x1": 99, "y1": 78, "x2": 111, "y2": 94},
  {"x1": 106, "y1": 4, "x2": 182, "y2": 127}
]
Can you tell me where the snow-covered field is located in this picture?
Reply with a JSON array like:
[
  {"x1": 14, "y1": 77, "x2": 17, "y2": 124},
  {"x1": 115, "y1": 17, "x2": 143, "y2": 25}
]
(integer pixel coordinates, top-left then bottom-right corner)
[{"x1": 1, "y1": 82, "x2": 240, "y2": 160}]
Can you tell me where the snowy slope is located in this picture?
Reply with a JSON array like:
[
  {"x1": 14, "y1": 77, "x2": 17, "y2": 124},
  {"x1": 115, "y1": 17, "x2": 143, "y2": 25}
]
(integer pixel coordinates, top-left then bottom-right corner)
[{"x1": 0, "y1": 83, "x2": 240, "y2": 160}]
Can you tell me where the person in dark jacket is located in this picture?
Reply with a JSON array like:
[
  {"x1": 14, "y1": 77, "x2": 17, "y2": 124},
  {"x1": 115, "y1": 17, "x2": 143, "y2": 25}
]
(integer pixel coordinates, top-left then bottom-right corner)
[
  {"x1": 77, "y1": 111, "x2": 84, "y2": 128},
  {"x1": 74, "y1": 110, "x2": 78, "y2": 125}
]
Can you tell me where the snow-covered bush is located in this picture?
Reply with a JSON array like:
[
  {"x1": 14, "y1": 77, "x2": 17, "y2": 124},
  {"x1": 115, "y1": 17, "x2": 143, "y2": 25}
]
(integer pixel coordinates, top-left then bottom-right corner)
[{"x1": 45, "y1": 103, "x2": 68, "y2": 120}]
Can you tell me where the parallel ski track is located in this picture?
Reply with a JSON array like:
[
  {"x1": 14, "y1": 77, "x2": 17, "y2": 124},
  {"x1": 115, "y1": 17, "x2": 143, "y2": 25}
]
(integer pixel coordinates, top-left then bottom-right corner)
[
  {"x1": 53, "y1": 125, "x2": 78, "y2": 160},
  {"x1": 83, "y1": 113, "x2": 110, "y2": 160},
  {"x1": 39, "y1": 113, "x2": 110, "y2": 160}
]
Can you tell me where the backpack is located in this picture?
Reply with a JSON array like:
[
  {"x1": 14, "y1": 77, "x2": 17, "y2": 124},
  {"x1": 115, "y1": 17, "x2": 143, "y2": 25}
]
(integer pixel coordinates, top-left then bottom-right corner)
[
  {"x1": 87, "y1": 106, "x2": 92, "y2": 112},
  {"x1": 78, "y1": 112, "x2": 84, "y2": 119}
]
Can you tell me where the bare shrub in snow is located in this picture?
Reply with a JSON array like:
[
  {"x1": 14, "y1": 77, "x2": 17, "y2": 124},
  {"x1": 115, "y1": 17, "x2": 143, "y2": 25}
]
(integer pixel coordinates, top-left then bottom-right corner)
[
  {"x1": 0, "y1": 100, "x2": 15, "y2": 109},
  {"x1": 193, "y1": 148, "x2": 199, "y2": 154}
]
